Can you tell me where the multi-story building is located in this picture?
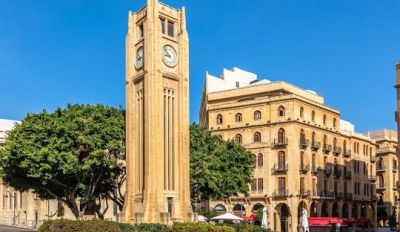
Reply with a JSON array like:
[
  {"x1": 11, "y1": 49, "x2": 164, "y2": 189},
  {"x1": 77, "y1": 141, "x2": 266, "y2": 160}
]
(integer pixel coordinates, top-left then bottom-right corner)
[
  {"x1": 200, "y1": 67, "x2": 377, "y2": 232},
  {"x1": 0, "y1": 118, "x2": 119, "y2": 229},
  {"x1": 365, "y1": 129, "x2": 398, "y2": 226}
]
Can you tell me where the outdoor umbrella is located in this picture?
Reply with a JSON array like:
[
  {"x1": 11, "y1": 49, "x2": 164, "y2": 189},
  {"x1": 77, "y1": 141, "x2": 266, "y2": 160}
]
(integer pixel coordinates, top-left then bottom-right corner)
[
  {"x1": 211, "y1": 212, "x2": 244, "y2": 221},
  {"x1": 197, "y1": 215, "x2": 208, "y2": 222},
  {"x1": 261, "y1": 207, "x2": 268, "y2": 229}
]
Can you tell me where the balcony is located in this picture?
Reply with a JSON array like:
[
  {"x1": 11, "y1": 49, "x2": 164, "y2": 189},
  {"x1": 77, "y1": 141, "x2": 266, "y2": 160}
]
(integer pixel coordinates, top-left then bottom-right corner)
[
  {"x1": 337, "y1": 192, "x2": 345, "y2": 199},
  {"x1": 393, "y1": 165, "x2": 398, "y2": 172},
  {"x1": 369, "y1": 175, "x2": 377, "y2": 182},
  {"x1": 299, "y1": 164, "x2": 309, "y2": 174},
  {"x1": 323, "y1": 144, "x2": 332, "y2": 154},
  {"x1": 311, "y1": 165, "x2": 319, "y2": 175},
  {"x1": 272, "y1": 189, "x2": 289, "y2": 198},
  {"x1": 311, "y1": 141, "x2": 321, "y2": 151},
  {"x1": 376, "y1": 164, "x2": 386, "y2": 172},
  {"x1": 319, "y1": 191, "x2": 335, "y2": 199},
  {"x1": 345, "y1": 193, "x2": 353, "y2": 200},
  {"x1": 299, "y1": 139, "x2": 310, "y2": 149},
  {"x1": 333, "y1": 167, "x2": 342, "y2": 178},
  {"x1": 298, "y1": 189, "x2": 310, "y2": 197},
  {"x1": 344, "y1": 170, "x2": 352, "y2": 179},
  {"x1": 272, "y1": 138, "x2": 288, "y2": 149},
  {"x1": 376, "y1": 185, "x2": 386, "y2": 191},
  {"x1": 343, "y1": 149, "x2": 351, "y2": 157},
  {"x1": 272, "y1": 164, "x2": 288, "y2": 174},
  {"x1": 333, "y1": 147, "x2": 342, "y2": 156},
  {"x1": 323, "y1": 166, "x2": 333, "y2": 177},
  {"x1": 371, "y1": 195, "x2": 378, "y2": 201},
  {"x1": 370, "y1": 155, "x2": 376, "y2": 163}
]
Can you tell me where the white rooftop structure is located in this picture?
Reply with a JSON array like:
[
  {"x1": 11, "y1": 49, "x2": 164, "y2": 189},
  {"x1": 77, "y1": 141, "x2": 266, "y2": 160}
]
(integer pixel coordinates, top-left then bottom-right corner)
[
  {"x1": 0, "y1": 119, "x2": 20, "y2": 143},
  {"x1": 206, "y1": 67, "x2": 272, "y2": 93}
]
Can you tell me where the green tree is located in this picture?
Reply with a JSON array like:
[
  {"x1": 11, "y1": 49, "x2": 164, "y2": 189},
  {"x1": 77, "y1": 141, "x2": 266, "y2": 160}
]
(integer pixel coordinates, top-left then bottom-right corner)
[
  {"x1": 0, "y1": 104, "x2": 125, "y2": 219},
  {"x1": 190, "y1": 123, "x2": 254, "y2": 208}
]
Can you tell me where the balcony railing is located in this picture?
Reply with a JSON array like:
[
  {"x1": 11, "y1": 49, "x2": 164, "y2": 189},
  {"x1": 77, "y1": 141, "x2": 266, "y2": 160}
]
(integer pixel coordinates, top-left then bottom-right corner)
[
  {"x1": 299, "y1": 139, "x2": 310, "y2": 149},
  {"x1": 272, "y1": 189, "x2": 289, "y2": 198},
  {"x1": 337, "y1": 192, "x2": 345, "y2": 199},
  {"x1": 311, "y1": 141, "x2": 321, "y2": 151},
  {"x1": 345, "y1": 193, "x2": 353, "y2": 200},
  {"x1": 369, "y1": 175, "x2": 377, "y2": 182},
  {"x1": 343, "y1": 149, "x2": 351, "y2": 157},
  {"x1": 323, "y1": 166, "x2": 333, "y2": 176},
  {"x1": 298, "y1": 189, "x2": 311, "y2": 197},
  {"x1": 323, "y1": 144, "x2": 332, "y2": 154},
  {"x1": 319, "y1": 191, "x2": 335, "y2": 198},
  {"x1": 299, "y1": 164, "x2": 309, "y2": 174},
  {"x1": 272, "y1": 138, "x2": 288, "y2": 148},
  {"x1": 376, "y1": 185, "x2": 386, "y2": 191},
  {"x1": 376, "y1": 164, "x2": 386, "y2": 172},
  {"x1": 370, "y1": 155, "x2": 377, "y2": 163},
  {"x1": 311, "y1": 165, "x2": 319, "y2": 175},
  {"x1": 272, "y1": 164, "x2": 288, "y2": 173},
  {"x1": 334, "y1": 167, "x2": 342, "y2": 178},
  {"x1": 333, "y1": 147, "x2": 342, "y2": 156},
  {"x1": 344, "y1": 170, "x2": 352, "y2": 179}
]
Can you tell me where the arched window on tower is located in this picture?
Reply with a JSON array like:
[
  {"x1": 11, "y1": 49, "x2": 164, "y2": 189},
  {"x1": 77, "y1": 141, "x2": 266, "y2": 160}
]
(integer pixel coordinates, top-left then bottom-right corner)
[
  {"x1": 278, "y1": 106, "x2": 285, "y2": 117},
  {"x1": 333, "y1": 118, "x2": 337, "y2": 128},
  {"x1": 235, "y1": 113, "x2": 242, "y2": 122},
  {"x1": 312, "y1": 111, "x2": 315, "y2": 122},
  {"x1": 216, "y1": 114, "x2": 223, "y2": 125},
  {"x1": 254, "y1": 110, "x2": 261, "y2": 120},
  {"x1": 323, "y1": 135, "x2": 328, "y2": 146},
  {"x1": 323, "y1": 114, "x2": 327, "y2": 125},
  {"x1": 300, "y1": 107, "x2": 304, "y2": 118},
  {"x1": 254, "y1": 132, "x2": 261, "y2": 142}
]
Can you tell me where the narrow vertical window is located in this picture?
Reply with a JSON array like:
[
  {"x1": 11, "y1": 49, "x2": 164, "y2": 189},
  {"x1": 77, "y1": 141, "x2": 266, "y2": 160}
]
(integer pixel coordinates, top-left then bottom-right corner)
[
  {"x1": 235, "y1": 113, "x2": 242, "y2": 122},
  {"x1": 138, "y1": 23, "x2": 144, "y2": 38},
  {"x1": 254, "y1": 110, "x2": 261, "y2": 120},
  {"x1": 168, "y1": 21, "x2": 174, "y2": 37},
  {"x1": 216, "y1": 114, "x2": 223, "y2": 125},
  {"x1": 254, "y1": 132, "x2": 261, "y2": 142},
  {"x1": 323, "y1": 114, "x2": 327, "y2": 125},
  {"x1": 300, "y1": 107, "x2": 304, "y2": 118},
  {"x1": 311, "y1": 111, "x2": 315, "y2": 122},
  {"x1": 258, "y1": 178, "x2": 264, "y2": 192},
  {"x1": 278, "y1": 106, "x2": 285, "y2": 117},
  {"x1": 160, "y1": 18, "x2": 166, "y2": 34},
  {"x1": 258, "y1": 153, "x2": 263, "y2": 167}
]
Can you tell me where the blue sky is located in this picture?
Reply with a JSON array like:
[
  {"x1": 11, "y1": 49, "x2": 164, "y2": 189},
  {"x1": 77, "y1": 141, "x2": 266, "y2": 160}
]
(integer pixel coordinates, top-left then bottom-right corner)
[{"x1": 0, "y1": 0, "x2": 399, "y2": 132}]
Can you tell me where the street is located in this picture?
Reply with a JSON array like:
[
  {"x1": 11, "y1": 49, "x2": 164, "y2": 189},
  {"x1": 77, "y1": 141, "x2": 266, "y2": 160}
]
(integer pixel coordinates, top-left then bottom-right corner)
[{"x1": 0, "y1": 225, "x2": 33, "y2": 232}]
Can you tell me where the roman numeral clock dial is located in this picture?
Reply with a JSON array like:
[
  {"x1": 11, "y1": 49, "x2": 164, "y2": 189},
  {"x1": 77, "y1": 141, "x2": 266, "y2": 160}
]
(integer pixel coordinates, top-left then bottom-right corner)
[{"x1": 162, "y1": 45, "x2": 178, "y2": 67}]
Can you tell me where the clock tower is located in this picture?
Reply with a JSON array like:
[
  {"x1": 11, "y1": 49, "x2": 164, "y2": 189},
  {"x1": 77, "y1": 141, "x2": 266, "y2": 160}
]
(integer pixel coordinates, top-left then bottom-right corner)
[{"x1": 122, "y1": 0, "x2": 192, "y2": 224}]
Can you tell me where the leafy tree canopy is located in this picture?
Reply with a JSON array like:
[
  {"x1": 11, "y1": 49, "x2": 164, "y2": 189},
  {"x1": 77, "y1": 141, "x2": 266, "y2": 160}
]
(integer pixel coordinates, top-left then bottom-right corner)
[
  {"x1": 0, "y1": 104, "x2": 125, "y2": 219},
  {"x1": 190, "y1": 123, "x2": 254, "y2": 204}
]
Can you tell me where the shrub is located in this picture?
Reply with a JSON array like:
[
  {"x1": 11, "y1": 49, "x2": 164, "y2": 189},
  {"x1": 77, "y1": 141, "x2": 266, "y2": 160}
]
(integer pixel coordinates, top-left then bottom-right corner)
[
  {"x1": 171, "y1": 223, "x2": 235, "y2": 232},
  {"x1": 38, "y1": 219, "x2": 127, "y2": 232},
  {"x1": 133, "y1": 223, "x2": 169, "y2": 232},
  {"x1": 229, "y1": 223, "x2": 269, "y2": 232}
]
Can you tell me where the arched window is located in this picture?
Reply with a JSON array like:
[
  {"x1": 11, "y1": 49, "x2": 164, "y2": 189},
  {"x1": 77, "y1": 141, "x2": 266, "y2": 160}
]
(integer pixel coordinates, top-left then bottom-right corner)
[
  {"x1": 343, "y1": 140, "x2": 347, "y2": 151},
  {"x1": 216, "y1": 114, "x2": 223, "y2": 125},
  {"x1": 333, "y1": 138, "x2": 337, "y2": 148},
  {"x1": 312, "y1": 132, "x2": 316, "y2": 144},
  {"x1": 378, "y1": 175, "x2": 384, "y2": 188},
  {"x1": 234, "y1": 134, "x2": 242, "y2": 143},
  {"x1": 278, "y1": 151, "x2": 285, "y2": 169},
  {"x1": 323, "y1": 135, "x2": 327, "y2": 146},
  {"x1": 300, "y1": 107, "x2": 304, "y2": 118},
  {"x1": 254, "y1": 132, "x2": 261, "y2": 142},
  {"x1": 300, "y1": 151, "x2": 305, "y2": 167},
  {"x1": 323, "y1": 115, "x2": 327, "y2": 125},
  {"x1": 278, "y1": 106, "x2": 285, "y2": 117},
  {"x1": 312, "y1": 111, "x2": 315, "y2": 122},
  {"x1": 252, "y1": 154, "x2": 257, "y2": 166},
  {"x1": 333, "y1": 118, "x2": 337, "y2": 128},
  {"x1": 300, "y1": 129, "x2": 306, "y2": 143},
  {"x1": 278, "y1": 128, "x2": 285, "y2": 143},
  {"x1": 353, "y1": 142, "x2": 357, "y2": 153},
  {"x1": 235, "y1": 113, "x2": 242, "y2": 122},
  {"x1": 258, "y1": 153, "x2": 263, "y2": 167},
  {"x1": 254, "y1": 110, "x2": 261, "y2": 120}
]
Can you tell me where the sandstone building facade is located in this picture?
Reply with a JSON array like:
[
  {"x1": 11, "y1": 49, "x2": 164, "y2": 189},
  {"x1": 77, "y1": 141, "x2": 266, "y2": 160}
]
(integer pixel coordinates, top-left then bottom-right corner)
[
  {"x1": 199, "y1": 68, "x2": 377, "y2": 232},
  {"x1": 122, "y1": 0, "x2": 192, "y2": 224}
]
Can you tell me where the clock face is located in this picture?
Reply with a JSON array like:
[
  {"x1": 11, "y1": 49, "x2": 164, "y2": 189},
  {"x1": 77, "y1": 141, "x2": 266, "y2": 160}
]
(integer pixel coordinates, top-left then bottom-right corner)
[
  {"x1": 135, "y1": 46, "x2": 144, "y2": 69},
  {"x1": 162, "y1": 45, "x2": 178, "y2": 67}
]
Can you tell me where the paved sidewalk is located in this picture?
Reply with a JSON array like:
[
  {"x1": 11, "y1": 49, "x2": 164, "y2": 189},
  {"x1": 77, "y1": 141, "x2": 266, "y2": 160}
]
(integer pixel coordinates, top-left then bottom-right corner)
[{"x1": 0, "y1": 225, "x2": 34, "y2": 232}]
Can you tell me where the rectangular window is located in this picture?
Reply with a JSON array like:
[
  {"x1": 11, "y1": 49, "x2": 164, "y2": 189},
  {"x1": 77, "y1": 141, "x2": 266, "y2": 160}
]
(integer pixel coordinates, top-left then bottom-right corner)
[
  {"x1": 278, "y1": 177, "x2": 286, "y2": 193},
  {"x1": 138, "y1": 24, "x2": 144, "y2": 38},
  {"x1": 258, "y1": 178, "x2": 263, "y2": 192},
  {"x1": 167, "y1": 21, "x2": 174, "y2": 37},
  {"x1": 312, "y1": 179, "x2": 316, "y2": 195},
  {"x1": 300, "y1": 178, "x2": 305, "y2": 194},
  {"x1": 251, "y1": 179, "x2": 257, "y2": 191},
  {"x1": 160, "y1": 18, "x2": 166, "y2": 34}
]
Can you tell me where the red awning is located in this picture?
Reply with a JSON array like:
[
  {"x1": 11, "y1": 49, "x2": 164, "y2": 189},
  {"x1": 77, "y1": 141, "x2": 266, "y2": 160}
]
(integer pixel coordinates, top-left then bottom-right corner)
[{"x1": 308, "y1": 217, "x2": 344, "y2": 226}]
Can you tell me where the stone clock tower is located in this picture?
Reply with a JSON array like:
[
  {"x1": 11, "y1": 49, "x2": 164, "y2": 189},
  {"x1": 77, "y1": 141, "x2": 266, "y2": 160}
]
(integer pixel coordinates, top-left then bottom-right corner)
[{"x1": 122, "y1": 0, "x2": 192, "y2": 224}]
